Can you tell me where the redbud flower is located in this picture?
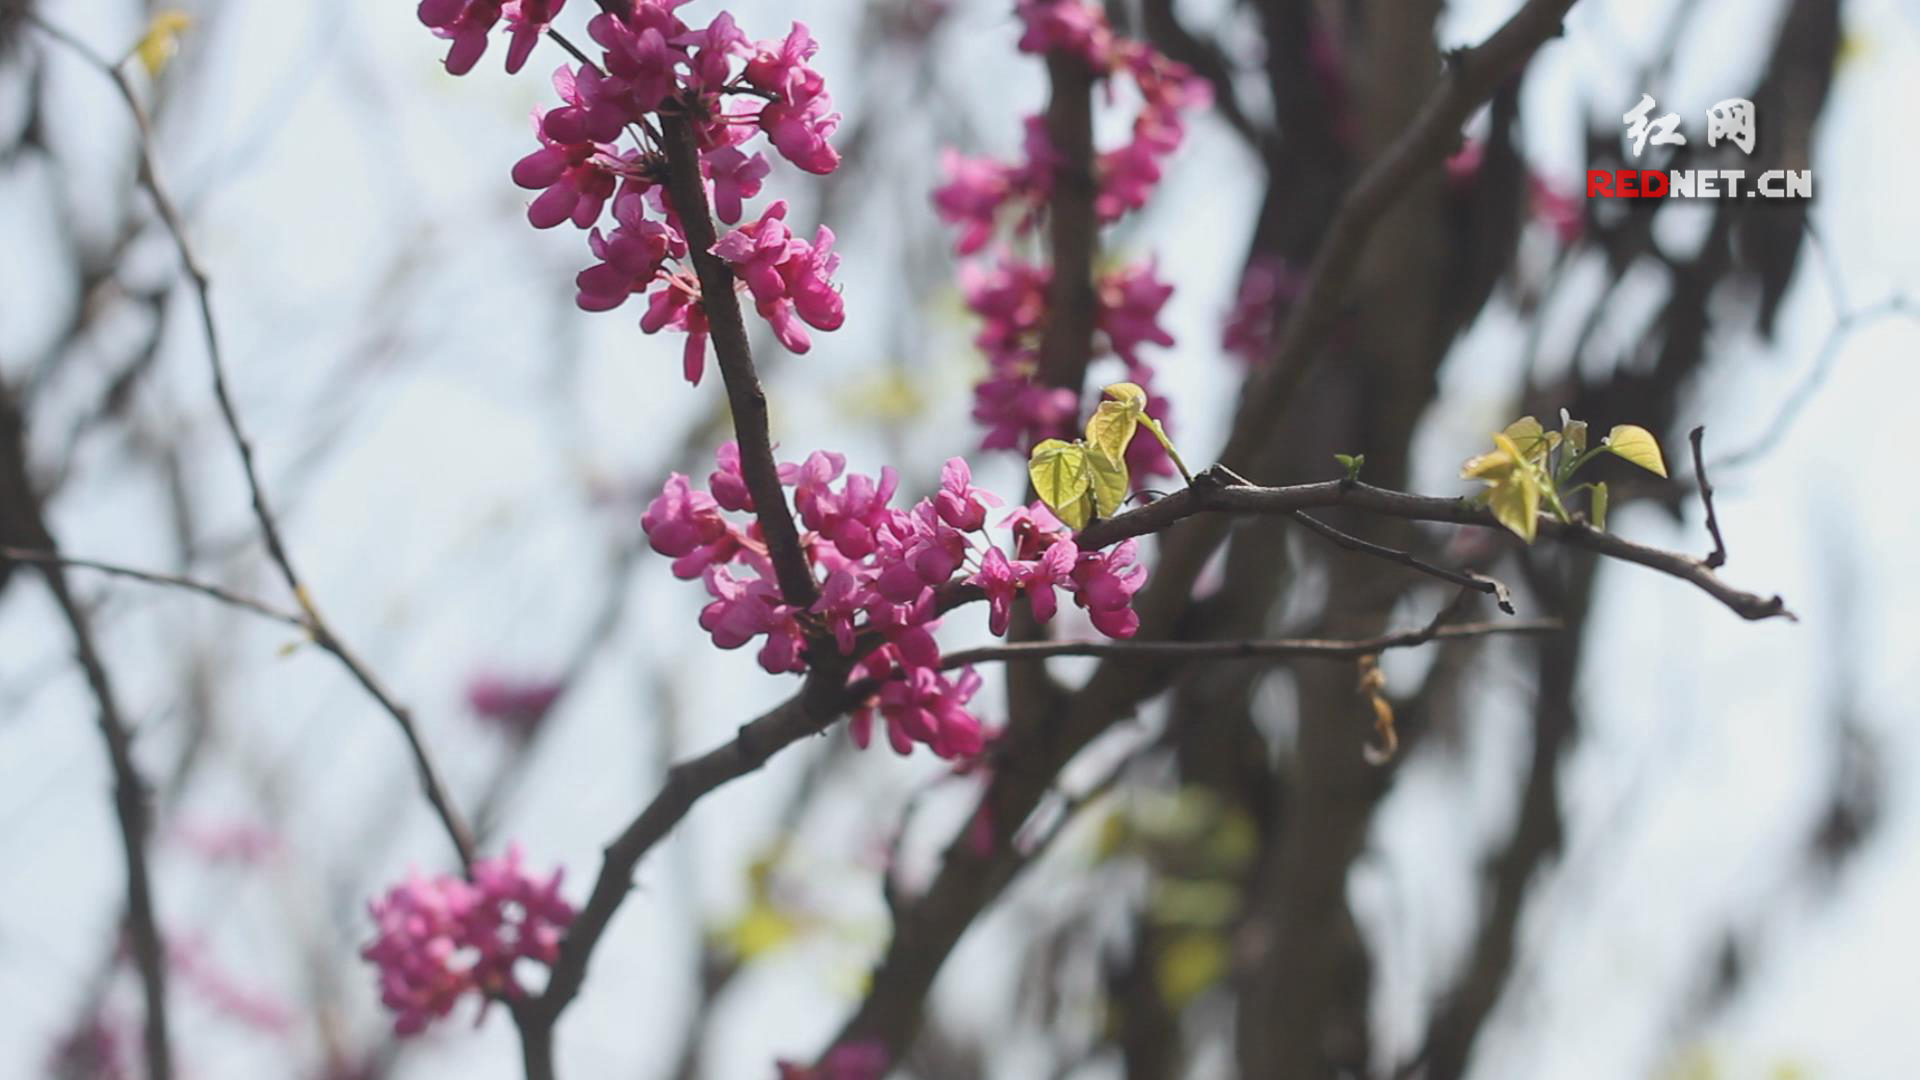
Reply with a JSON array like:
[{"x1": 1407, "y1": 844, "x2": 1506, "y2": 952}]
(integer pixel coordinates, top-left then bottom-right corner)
[
  {"x1": 1015, "y1": 0, "x2": 1114, "y2": 67},
  {"x1": 704, "y1": 145, "x2": 771, "y2": 225},
  {"x1": 577, "y1": 192, "x2": 686, "y2": 311},
  {"x1": 1071, "y1": 538, "x2": 1146, "y2": 638},
  {"x1": 778, "y1": 1040, "x2": 891, "y2": 1080},
  {"x1": 640, "y1": 270, "x2": 713, "y2": 385},
  {"x1": 465, "y1": 673, "x2": 567, "y2": 733},
  {"x1": 419, "y1": 0, "x2": 503, "y2": 77},
  {"x1": 501, "y1": 0, "x2": 566, "y2": 74},
  {"x1": 934, "y1": 457, "x2": 1002, "y2": 532},
  {"x1": 744, "y1": 23, "x2": 826, "y2": 103},
  {"x1": 709, "y1": 440, "x2": 756, "y2": 511},
  {"x1": 713, "y1": 201, "x2": 845, "y2": 354},
  {"x1": 362, "y1": 847, "x2": 573, "y2": 1035},
  {"x1": 759, "y1": 92, "x2": 843, "y2": 175},
  {"x1": 1097, "y1": 260, "x2": 1176, "y2": 371}
]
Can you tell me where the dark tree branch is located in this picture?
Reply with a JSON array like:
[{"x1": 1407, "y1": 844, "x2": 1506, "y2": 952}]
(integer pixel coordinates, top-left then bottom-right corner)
[
  {"x1": 1034, "y1": 51, "x2": 1100, "y2": 399},
  {"x1": 1688, "y1": 426, "x2": 1727, "y2": 569},
  {"x1": 938, "y1": 620, "x2": 1558, "y2": 669},
  {"x1": 657, "y1": 110, "x2": 818, "y2": 609},
  {"x1": 518, "y1": 664, "x2": 864, "y2": 1060},
  {"x1": 1217, "y1": 0, "x2": 1581, "y2": 473},
  {"x1": 1069, "y1": 470, "x2": 1792, "y2": 621},
  {"x1": 1, "y1": 389, "x2": 172, "y2": 1080}
]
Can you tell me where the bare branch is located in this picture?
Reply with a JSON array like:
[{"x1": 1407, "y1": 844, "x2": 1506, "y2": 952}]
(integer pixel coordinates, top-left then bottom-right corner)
[
  {"x1": 938, "y1": 620, "x2": 1559, "y2": 669},
  {"x1": 31, "y1": 13, "x2": 479, "y2": 869},
  {"x1": 526, "y1": 669, "x2": 865, "y2": 1027},
  {"x1": 1216, "y1": 0, "x2": 1582, "y2": 473},
  {"x1": 1068, "y1": 470, "x2": 1792, "y2": 621}
]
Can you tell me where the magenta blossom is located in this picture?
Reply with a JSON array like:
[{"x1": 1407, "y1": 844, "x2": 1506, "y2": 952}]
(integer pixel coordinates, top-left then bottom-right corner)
[
  {"x1": 713, "y1": 200, "x2": 845, "y2": 354},
  {"x1": 362, "y1": 846, "x2": 573, "y2": 1035},
  {"x1": 465, "y1": 672, "x2": 567, "y2": 733},
  {"x1": 501, "y1": 0, "x2": 566, "y2": 74},
  {"x1": 419, "y1": 0, "x2": 503, "y2": 76},
  {"x1": 1016, "y1": 0, "x2": 1114, "y2": 68},
  {"x1": 640, "y1": 449, "x2": 1148, "y2": 758},
  {"x1": 1071, "y1": 538, "x2": 1146, "y2": 637},
  {"x1": 424, "y1": 3, "x2": 845, "y2": 373}
]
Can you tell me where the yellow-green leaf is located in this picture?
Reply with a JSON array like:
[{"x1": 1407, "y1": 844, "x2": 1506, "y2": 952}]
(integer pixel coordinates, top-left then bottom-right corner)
[
  {"x1": 1086, "y1": 445, "x2": 1130, "y2": 519},
  {"x1": 713, "y1": 902, "x2": 800, "y2": 961},
  {"x1": 1502, "y1": 416, "x2": 1557, "y2": 463},
  {"x1": 1461, "y1": 444, "x2": 1516, "y2": 480},
  {"x1": 1560, "y1": 409, "x2": 1588, "y2": 454},
  {"x1": 133, "y1": 11, "x2": 193, "y2": 78},
  {"x1": 1590, "y1": 481, "x2": 1609, "y2": 530},
  {"x1": 1103, "y1": 381, "x2": 1148, "y2": 410},
  {"x1": 1029, "y1": 438, "x2": 1093, "y2": 529},
  {"x1": 1605, "y1": 424, "x2": 1667, "y2": 477},
  {"x1": 1155, "y1": 933, "x2": 1228, "y2": 1010},
  {"x1": 1486, "y1": 460, "x2": 1541, "y2": 543},
  {"x1": 1084, "y1": 400, "x2": 1140, "y2": 465}
]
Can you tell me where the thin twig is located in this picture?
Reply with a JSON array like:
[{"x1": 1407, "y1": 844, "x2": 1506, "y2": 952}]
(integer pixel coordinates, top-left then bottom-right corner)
[
  {"x1": 1, "y1": 547, "x2": 304, "y2": 627},
  {"x1": 1288, "y1": 511, "x2": 1516, "y2": 613},
  {"x1": 1688, "y1": 426, "x2": 1727, "y2": 569},
  {"x1": 937, "y1": 620, "x2": 1559, "y2": 669},
  {"x1": 31, "y1": 14, "x2": 479, "y2": 869}
]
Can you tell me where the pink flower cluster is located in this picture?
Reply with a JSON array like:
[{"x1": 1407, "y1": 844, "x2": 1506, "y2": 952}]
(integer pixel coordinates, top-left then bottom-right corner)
[
  {"x1": 465, "y1": 671, "x2": 568, "y2": 735},
  {"x1": 424, "y1": 2, "x2": 845, "y2": 383},
  {"x1": 959, "y1": 256, "x2": 1179, "y2": 478},
  {"x1": 778, "y1": 1040, "x2": 890, "y2": 1080},
  {"x1": 642, "y1": 446, "x2": 1148, "y2": 758},
  {"x1": 933, "y1": 10, "x2": 1210, "y2": 244},
  {"x1": 1221, "y1": 255, "x2": 1305, "y2": 366},
  {"x1": 49, "y1": 1016, "x2": 128, "y2": 1080},
  {"x1": 362, "y1": 847, "x2": 574, "y2": 1035},
  {"x1": 419, "y1": 0, "x2": 566, "y2": 76},
  {"x1": 931, "y1": 0, "x2": 1206, "y2": 465}
]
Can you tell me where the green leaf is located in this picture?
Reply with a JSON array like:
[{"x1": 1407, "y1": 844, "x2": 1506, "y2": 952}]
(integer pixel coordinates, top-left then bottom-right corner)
[
  {"x1": 1590, "y1": 481, "x2": 1609, "y2": 531},
  {"x1": 1029, "y1": 438, "x2": 1093, "y2": 530},
  {"x1": 1605, "y1": 424, "x2": 1667, "y2": 477},
  {"x1": 1085, "y1": 400, "x2": 1140, "y2": 465},
  {"x1": 1086, "y1": 445, "x2": 1131, "y2": 519},
  {"x1": 1334, "y1": 453, "x2": 1366, "y2": 481}
]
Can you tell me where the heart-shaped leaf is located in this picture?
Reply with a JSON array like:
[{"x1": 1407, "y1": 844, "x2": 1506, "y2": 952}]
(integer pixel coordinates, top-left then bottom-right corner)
[
  {"x1": 1605, "y1": 424, "x2": 1667, "y2": 477},
  {"x1": 1029, "y1": 438, "x2": 1093, "y2": 530}
]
